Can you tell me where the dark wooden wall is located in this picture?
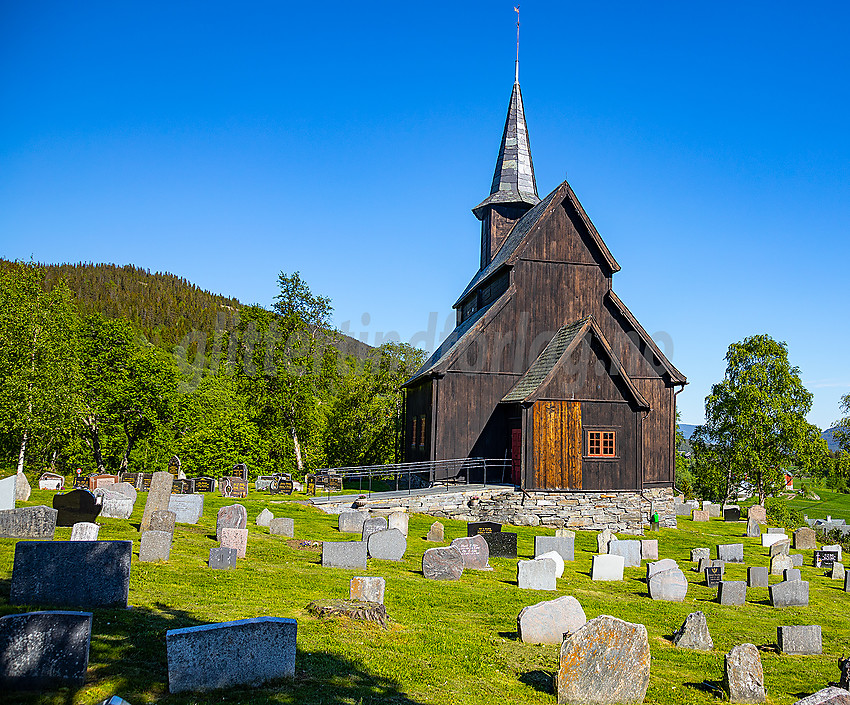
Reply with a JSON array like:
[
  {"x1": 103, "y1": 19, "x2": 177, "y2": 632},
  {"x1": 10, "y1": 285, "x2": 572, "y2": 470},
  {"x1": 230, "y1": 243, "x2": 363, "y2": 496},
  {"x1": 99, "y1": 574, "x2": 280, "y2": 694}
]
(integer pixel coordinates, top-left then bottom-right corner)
[
  {"x1": 579, "y1": 401, "x2": 641, "y2": 491},
  {"x1": 403, "y1": 380, "x2": 432, "y2": 463}
]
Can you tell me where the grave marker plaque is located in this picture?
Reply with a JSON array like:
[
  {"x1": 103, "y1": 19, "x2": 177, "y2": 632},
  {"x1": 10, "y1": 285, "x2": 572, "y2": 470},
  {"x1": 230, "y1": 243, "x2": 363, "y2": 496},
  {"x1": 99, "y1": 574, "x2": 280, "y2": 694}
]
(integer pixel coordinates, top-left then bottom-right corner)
[
  {"x1": 276, "y1": 477, "x2": 294, "y2": 495},
  {"x1": 467, "y1": 521, "x2": 502, "y2": 537},
  {"x1": 193, "y1": 476, "x2": 214, "y2": 493},
  {"x1": 704, "y1": 566, "x2": 723, "y2": 587},
  {"x1": 141, "y1": 474, "x2": 153, "y2": 491},
  {"x1": 168, "y1": 455, "x2": 181, "y2": 477},
  {"x1": 814, "y1": 550, "x2": 840, "y2": 568},
  {"x1": 306, "y1": 475, "x2": 316, "y2": 495},
  {"x1": 220, "y1": 477, "x2": 248, "y2": 499}
]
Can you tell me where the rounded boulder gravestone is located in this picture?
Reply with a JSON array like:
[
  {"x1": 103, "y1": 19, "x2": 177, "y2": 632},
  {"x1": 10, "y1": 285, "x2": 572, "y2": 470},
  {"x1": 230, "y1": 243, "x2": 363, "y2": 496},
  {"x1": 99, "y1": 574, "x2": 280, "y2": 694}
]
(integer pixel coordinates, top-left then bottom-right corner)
[
  {"x1": 422, "y1": 546, "x2": 464, "y2": 580},
  {"x1": 367, "y1": 529, "x2": 407, "y2": 560},
  {"x1": 338, "y1": 511, "x2": 369, "y2": 534},
  {"x1": 450, "y1": 535, "x2": 491, "y2": 570},
  {"x1": 216, "y1": 504, "x2": 248, "y2": 542},
  {"x1": 517, "y1": 595, "x2": 586, "y2": 644},
  {"x1": 256, "y1": 508, "x2": 274, "y2": 527},
  {"x1": 648, "y1": 568, "x2": 688, "y2": 602},
  {"x1": 361, "y1": 517, "x2": 388, "y2": 543}
]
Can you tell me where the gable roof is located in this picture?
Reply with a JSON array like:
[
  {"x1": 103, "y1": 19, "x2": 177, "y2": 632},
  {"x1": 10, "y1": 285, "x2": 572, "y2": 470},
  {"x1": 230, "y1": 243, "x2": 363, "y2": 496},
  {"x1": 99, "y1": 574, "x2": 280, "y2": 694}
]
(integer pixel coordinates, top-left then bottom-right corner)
[{"x1": 501, "y1": 315, "x2": 650, "y2": 409}]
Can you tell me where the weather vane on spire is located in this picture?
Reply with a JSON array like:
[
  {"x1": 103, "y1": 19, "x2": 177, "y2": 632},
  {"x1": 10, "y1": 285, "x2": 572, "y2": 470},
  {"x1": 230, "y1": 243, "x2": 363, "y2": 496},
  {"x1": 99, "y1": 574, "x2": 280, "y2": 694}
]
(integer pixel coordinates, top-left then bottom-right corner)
[{"x1": 514, "y1": 5, "x2": 521, "y2": 83}]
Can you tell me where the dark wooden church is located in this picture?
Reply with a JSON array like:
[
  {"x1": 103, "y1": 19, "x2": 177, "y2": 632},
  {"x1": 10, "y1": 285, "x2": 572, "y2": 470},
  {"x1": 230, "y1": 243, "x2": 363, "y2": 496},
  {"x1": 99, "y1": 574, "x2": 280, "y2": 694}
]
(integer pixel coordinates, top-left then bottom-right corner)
[{"x1": 402, "y1": 71, "x2": 686, "y2": 493}]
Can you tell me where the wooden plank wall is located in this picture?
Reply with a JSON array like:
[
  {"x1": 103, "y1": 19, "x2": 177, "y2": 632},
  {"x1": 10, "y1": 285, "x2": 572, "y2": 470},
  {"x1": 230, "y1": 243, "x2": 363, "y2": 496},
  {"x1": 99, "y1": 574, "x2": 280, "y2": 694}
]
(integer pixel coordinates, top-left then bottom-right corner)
[
  {"x1": 532, "y1": 400, "x2": 582, "y2": 490},
  {"x1": 634, "y1": 379, "x2": 674, "y2": 485}
]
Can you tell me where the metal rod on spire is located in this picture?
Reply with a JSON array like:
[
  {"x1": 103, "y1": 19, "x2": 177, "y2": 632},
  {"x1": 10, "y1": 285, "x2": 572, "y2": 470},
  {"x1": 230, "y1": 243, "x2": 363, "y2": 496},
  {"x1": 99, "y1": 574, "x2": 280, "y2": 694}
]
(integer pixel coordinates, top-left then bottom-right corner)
[{"x1": 514, "y1": 5, "x2": 520, "y2": 83}]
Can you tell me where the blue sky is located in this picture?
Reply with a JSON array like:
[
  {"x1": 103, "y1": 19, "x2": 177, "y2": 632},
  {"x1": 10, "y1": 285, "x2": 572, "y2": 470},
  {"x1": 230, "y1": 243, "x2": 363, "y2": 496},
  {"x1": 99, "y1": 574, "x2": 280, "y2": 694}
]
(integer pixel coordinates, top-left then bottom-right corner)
[{"x1": 2, "y1": 1, "x2": 848, "y2": 429}]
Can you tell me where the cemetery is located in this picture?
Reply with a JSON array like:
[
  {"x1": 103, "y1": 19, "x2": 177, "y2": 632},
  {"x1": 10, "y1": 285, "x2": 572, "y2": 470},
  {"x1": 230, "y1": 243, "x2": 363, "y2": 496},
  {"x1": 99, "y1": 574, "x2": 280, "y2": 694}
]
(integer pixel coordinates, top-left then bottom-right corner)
[{"x1": 0, "y1": 483, "x2": 848, "y2": 705}]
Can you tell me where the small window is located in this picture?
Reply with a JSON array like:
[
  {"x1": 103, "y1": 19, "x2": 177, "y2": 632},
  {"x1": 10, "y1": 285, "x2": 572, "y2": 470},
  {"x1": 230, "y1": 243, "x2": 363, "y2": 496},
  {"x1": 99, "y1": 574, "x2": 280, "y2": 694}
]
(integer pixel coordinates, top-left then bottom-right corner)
[{"x1": 588, "y1": 430, "x2": 615, "y2": 457}]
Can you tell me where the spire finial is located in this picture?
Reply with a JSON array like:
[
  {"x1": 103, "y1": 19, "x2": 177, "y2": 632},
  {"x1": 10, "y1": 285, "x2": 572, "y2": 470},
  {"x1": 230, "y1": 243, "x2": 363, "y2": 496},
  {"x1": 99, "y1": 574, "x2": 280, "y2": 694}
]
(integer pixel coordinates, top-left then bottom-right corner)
[{"x1": 514, "y1": 5, "x2": 520, "y2": 83}]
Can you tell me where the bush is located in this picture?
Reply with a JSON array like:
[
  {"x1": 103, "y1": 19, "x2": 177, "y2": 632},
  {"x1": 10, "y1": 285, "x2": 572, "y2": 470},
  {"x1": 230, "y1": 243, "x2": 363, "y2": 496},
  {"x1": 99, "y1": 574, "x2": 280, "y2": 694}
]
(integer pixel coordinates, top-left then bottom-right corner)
[{"x1": 765, "y1": 496, "x2": 805, "y2": 531}]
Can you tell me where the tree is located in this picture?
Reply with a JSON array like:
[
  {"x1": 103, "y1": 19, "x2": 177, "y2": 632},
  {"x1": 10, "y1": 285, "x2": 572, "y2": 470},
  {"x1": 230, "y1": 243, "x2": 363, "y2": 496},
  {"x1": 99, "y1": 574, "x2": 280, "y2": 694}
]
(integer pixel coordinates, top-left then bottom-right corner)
[
  {"x1": 691, "y1": 334, "x2": 827, "y2": 504},
  {"x1": 833, "y1": 393, "x2": 850, "y2": 452}
]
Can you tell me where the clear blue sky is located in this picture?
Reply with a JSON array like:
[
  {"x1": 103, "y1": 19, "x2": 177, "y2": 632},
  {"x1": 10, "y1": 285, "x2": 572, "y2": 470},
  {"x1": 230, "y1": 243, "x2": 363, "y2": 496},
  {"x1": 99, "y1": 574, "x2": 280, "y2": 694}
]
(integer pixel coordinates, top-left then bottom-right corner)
[{"x1": 2, "y1": 1, "x2": 848, "y2": 430}]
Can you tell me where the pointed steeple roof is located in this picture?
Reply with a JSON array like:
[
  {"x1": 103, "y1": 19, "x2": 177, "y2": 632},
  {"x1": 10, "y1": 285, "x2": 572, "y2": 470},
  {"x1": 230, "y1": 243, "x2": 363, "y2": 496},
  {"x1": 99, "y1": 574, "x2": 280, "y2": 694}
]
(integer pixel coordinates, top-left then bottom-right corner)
[{"x1": 473, "y1": 78, "x2": 540, "y2": 219}]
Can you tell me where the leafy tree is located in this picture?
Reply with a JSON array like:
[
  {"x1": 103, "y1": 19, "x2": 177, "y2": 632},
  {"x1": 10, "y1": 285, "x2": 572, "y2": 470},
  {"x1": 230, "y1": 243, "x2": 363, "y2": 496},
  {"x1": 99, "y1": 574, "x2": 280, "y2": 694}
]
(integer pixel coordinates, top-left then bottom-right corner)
[
  {"x1": 691, "y1": 334, "x2": 827, "y2": 504},
  {"x1": 833, "y1": 392, "x2": 850, "y2": 452}
]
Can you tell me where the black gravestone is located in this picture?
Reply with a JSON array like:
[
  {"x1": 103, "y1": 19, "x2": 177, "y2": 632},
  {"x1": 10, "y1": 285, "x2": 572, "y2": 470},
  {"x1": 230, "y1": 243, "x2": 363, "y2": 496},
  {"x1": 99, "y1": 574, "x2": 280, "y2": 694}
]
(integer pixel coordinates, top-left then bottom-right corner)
[
  {"x1": 121, "y1": 472, "x2": 141, "y2": 488},
  {"x1": 277, "y1": 477, "x2": 294, "y2": 495},
  {"x1": 168, "y1": 455, "x2": 181, "y2": 477},
  {"x1": 482, "y1": 531, "x2": 517, "y2": 558},
  {"x1": 172, "y1": 479, "x2": 192, "y2": 494},
  {"x1": 306, "y1": 475, "x2": 316, "y2": 495},
  {"x1": 724, "y1": 507, "x2": 741, "y2": 522},
  {"x1": 327, "y1": 475, "x2": 343, "y2": 491},
  {"x1": 232, "y1": 463, "x2": 248, "y2": 481},
  {"x1": 467, "y1": 521, "x2": 502, "y2": 537},
  {"x1": 141, "y1": 474, "x2": 153, "y2": 491},
  {"x1": 73, "y1": 474, "x2": 88, "y2": 490},
  {"x1": 704, "y1": 566, "x2": 723, "y2": 587},
  {"x1": 52, "y1": 489, "x2": 102, "y2": 527},
  {"x1": 193, "y1": 476, "x2": 214, "y2": 493},
  {"x1": 814, "y1": 550, "x2": 840, "y2": 568},
  {"x1": 220, "y1": 477, "x2": 247, "y2": 498}
]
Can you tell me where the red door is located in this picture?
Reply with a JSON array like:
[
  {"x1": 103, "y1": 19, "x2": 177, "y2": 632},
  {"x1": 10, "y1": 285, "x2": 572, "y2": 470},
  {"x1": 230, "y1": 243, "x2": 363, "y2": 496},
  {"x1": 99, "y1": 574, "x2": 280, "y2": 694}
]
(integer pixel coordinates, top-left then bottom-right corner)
[{"x1": 511, "y1": 427, "x2": 522, "y2": 485}]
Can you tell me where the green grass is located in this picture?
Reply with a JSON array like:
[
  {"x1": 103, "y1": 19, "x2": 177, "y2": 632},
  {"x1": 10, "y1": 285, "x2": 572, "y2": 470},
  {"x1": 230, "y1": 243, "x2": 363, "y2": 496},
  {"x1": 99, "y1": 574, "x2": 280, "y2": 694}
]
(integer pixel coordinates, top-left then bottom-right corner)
[
  {"x1": 788, "y1": 483, "x2": 850, "y2": 523},
  {"x1": 1, "y1": 489, "x2": 848, "y2": 705}
]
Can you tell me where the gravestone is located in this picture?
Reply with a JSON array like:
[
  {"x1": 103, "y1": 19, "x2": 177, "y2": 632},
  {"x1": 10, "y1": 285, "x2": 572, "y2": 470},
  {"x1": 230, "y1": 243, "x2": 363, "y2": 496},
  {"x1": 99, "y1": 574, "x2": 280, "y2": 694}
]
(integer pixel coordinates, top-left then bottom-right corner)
[
  {"x1": 555, "y1": 529, "x2": 576, "y2": 539},
  {"x1": 769, "y1": 580, "x2": 809, "y2": 607},
  {"x1": 517, "y1": 558, "x2": 557, "y2": 590},
  {"x1": 691, "y1": 547, "x2": 710, "y2": 563},
  {"x1": 673, "y1": 611, "x2": 713, "y2": 650},
  {"x1": 140, "y1": 530, "x2": 172, "y2": 562},
  {"x1": 784, "y1": 568, "x2": 802, "y2": 581},
  {"x1": 220, "y1": 528, "x2": 248, "y2": 559},
  {"x1": 517, "y1": 596, "x2": 586, "y2": 644},
  {"x1": 483, "y1": 531, "x2": 517, "y2": 558},
  {"x1": 699, "y1": 558, "x2": 726, "y2": 574},
  {"x1": 219, "y1": 476, "x2": 248, "y2": 498},
  {"x1": 794, "y1": 527, "x2": 817, "y2": 550},
  {"x1": 149, "y1": 510, "x2": 176, "y2": 535},
  {"x1": 339, "y1": 511, "x2": 369, "y2": 533},
  {"x1": 322, "y1": 541, "x2": 367, "y2": 569},
  {"x1": 705, "y1": 566, "x2": 723, "y2": 587},
  {"x1": 718, "y1": 543, "x2": 744, "y2": 563},
  {"x1": 209, "y1": 546, "x2": 237, "y2": 570},
  {"x1": 255, "y1": 475, "x2": 276, "y2": 491},
  {"x1": 387, "y1": 511, "x2": 409, "y2": 537},
  {"x1": 426, "y1": 521, "x2": 444, "y2": 542},
  {"x1": 641, "y1": 539, "x2": 658, "y2": 561},
  {"x1": 269, "y1": 517, "x2": 294, "y2": 537},
  {"x1": 0, "y1": 611, "x2": 92, "y2": 689},
  {"x1": 647, "y1": 558, "x2": 678, "y2": 581},
  {"x1": 704, "y1": 503, "x2": 722, "y2": 518},
  {"x1": 846, "y1": 572, "x2": 850, "y2": 593},
  {"x1": 350, "y1": 576, "x2": 385, "y2": 604},
  {"x1": 823, "y1": 544, "x2": 843, "y2": 561},
  {"x1": 831, "y1": 562, "x2": 845, "y2": 580},
  {"x1": 168, "y1": 494, "x2": 203, "y2": 524},
  {"x1": 556, "y1": 615, "x2": 650, "y2": 705},
  {"x1": 422, "y1": 546, "x2": 464, "y2": 580},
  {"x1": 608, "y1": 539, "x2": 641, "y2": 567},
  {"x1": 769, "y1": 539, "x2": 791, "y2": 558},
  {"x1": 110, "y1": 482, "x2": 138, "y2": 502},
  {"x1": 649, "y1": 568, "x2": 688, "y2": 602},
  {"x1": 450, "y1": 535, "x2": 491, "y2": 570},
  {"x1": 361, "y1": 517, "x2": 388, "y2": 543},
  {"x1": 591, "y1": 554, "x2": 625, "y2": 581},
  {"x1": 724, "y1": 507, "x2": 741, "y2": 522},
  {"x1": 95, "y1": 489, "x2": 134, "y2": 520},
  {"x1": 88, "y1": 474, "x2": 118, "y2": 491},
  {"x1": 232, "y1": 463, "x2": 248, "y2": 481},
  {"x1": 256, "y1": 508, "x2": 274, "y2": 527},
  {"x1": 38, "y1": 472, "x2": 65, "y2": 491},
  {"x1": 70, "y1": 522, "x2": 99, "y2": 541},
  {"x1": 216, "y1": 504, "x2": 248, "y2": 541},
  {"x1": 748, "y1": 505, "x2": 767, "y2": 523},
  {"x1": 11, "y1": 540, "x2": 131, "y2": 608},
  {"x1": 193, "y1": 476, "x2": 215, "y2": 493},
  {"x1": 767, "y1": 527, "x2": 786, "y2": 534},
  {"x1": 0, "y1": 506, "x2": 57, "y2": 539},
  {"x1": 748, "y1": 566, "x2": 769, "y2": 587},
  {"x1": 168, "y1": 455, "x2": 181, "y2": 477},
  {"x1": 0, "y1": 474, "x2": 16, "y2": 510},
  {"x1": 15, "y1": 471, "x2": 31, "y2": 502},
  {"x1": 139, "y1": 471, "x2": 174, "y2": 533},
  {"x1": 166, "y1": 617, "x2": 296, "y2": 693},
  {"x1": 762, "y1": 533, "x2": 788, "y2": 548},
  {"x1": 171, "y1": 478, "x2": 193, "y2": 494},
  {"x1": 275, "y1": 476, "x2": 294, "y2": 494},
  {"x1": 771, "y1": 554, "x2": 794, "y2": 575},
  {"x1": 534, "y1": 536, "x2": 575, "y2": 563},
  {"x1": 367, "y1": 529, "x2": 407, "y2": 561},
  {"x1": 746, "y1": 518, "x2": 761, "y2": 537},
  {"x1": 467, "y1": 521, "x2": 501, "y2": 537},
  {"x1": 536, "y1": 550, "x2": 565, "y2": 578},
  {"x1": 596, "y1": 528, "x2": 614, "y2": 553},
  {"x1": 718, "y1": 581, "x2": 747, "y2": 606},
  {"x1": 793, "y1": 688, "x2": 850, "y2": 705},
  {"x1": 723, "y1": 643, "x2": 765, "y2": 704},
  {"x1": 692, "y1": 509, "x2": 709, "y2": 522},
  {"x1": 674, "y1": 503, "x2": 692, "y2": 516},
  {"x1": 791, "y1": 554, "x2": 804, "y2": 567},
  {"x1": 814, "y1": 550, "x2": 840, "y2": 568},
  {"x1": 53, "y1": 489, "x2": 102, "y2": 527}
]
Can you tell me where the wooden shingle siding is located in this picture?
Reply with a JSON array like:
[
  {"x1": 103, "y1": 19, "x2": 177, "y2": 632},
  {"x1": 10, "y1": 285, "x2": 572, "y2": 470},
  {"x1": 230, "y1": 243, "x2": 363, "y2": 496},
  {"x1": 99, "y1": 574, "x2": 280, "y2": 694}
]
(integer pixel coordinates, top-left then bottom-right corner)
[{"x1": 533, "y1": 401, "x2": 582, "y2": 490}]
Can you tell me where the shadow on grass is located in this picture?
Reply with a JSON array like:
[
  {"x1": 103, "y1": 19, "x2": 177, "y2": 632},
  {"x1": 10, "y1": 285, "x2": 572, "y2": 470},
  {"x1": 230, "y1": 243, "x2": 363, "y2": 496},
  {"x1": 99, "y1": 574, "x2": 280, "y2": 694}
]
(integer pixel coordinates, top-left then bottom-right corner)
[
  {"x1": 497, "y1": 631, "x2": 518, "y2": 641},
  {"x1": 684, "y1": 680, "x2": 725, "y2": 699},
  {"x1": 518, "y1": 670, "x2": 553, "y2": 695}
]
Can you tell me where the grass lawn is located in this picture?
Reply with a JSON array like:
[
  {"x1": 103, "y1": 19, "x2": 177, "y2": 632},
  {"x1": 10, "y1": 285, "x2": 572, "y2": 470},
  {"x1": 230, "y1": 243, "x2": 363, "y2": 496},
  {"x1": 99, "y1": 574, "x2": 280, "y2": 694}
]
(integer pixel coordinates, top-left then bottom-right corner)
[
  {"x1": 1, "y1": 488, "x2": 847, "y2": 705},
  {"x1": 788, "y1": 484, "x2": 850, "y2": 523}
]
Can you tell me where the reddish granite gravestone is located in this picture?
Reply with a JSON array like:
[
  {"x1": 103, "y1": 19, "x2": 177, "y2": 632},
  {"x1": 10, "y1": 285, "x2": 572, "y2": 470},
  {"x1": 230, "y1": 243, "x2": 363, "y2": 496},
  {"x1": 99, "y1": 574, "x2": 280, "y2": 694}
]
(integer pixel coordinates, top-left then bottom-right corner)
[
  {"x1": 422, "y1": 546, "x2": 464, "y2": 580},
  {"x1": 450, "y1": 535, "x2": 491, "y2": 570}
]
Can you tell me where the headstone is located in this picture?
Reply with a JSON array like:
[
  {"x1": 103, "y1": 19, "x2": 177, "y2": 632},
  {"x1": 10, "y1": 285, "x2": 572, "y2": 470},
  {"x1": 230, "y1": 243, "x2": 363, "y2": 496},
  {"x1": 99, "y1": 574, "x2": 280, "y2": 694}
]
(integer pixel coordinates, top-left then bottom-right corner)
[
  {"x1": 322, "y1": 541, "x2": 367, "y2": 569},
  {"x1": 220, "y1": 528, "x2": 248, "y2": 559},
  {"x1": 748, "y1": 566, "x2": 769, "y2": 587},
  {"x1": 0, "y1": 506, "x2": 57, "y2": 539},
  {"x1": 164, "y1": 494, "x2": 201, "y2": 524},
  {"x1": 784, "y1": 568, "x2": 802, "y2": 581},
  {"x1": 793, "y1": 687, "x2": 850, "y2": 705},
  {"x1": 823, "y1": 544, "x2": 843, "y2": 561},
  {"x1": 387, "y1": 511, "x2": 409, "y2": 537},
  {"x1": 767, "y1": 527, "x2": 786, "y2": 534},
  {"x1": 746, "y1": 518, "x2": 761, "y2": 537},
  {"x1": 256, "y1": 508, "x2": 274, "y2": 527},
  {"x1": 692, "y1": 509, "x2": 709, "y2": 522},
  {"x1": 791, "y1": 554, "x2": 804, "y2": 567},
  {"x1": 167, "y1": 455, "x2": 181, "y2": 477},
  {"x1": 723, "y1": 643, "x2": 765, "y2": 704},
  {"x1": 192, "y1": 476, "x2": 215, "y2": 493},
  {"x1": 426, "y1": 521, "x2": 444, "y2": 542},
  {"x1": 608, "y1": 539, "x2": 641, "y2": 567},
  {"x1": 596, "y1": 528, "x2": 614, "y2": 553},
  {"x1": 831, "y1": 562, "x2": 845, "y2": 580},
  {"x1": 762, "y1": 533, "x2": 788, "y2": 548},
  {"x1": 517, "y1": 596, "x2": 586, "y2": 644},
  {"x1": 10, "y1": 540, "x2": 131, "y2": 608},
  {"x1": 269, "y1": 517, "x2": 294, "y2": 537},
  {"x1": 769, "y1": 580, "x2": 809, "y2": 607},
  {"x1": 139, "y1": 530, "x2": 172, "y2": 562},
  {"x1": 649, "y1": 568, "x2": 688, "y2": 602},
  {"x1": 166, "y1": 617, "x2": 296, "y2": 693},
  {"x1": 368, "y1": 529, "x2": 407, "y2": 560},
  {"x1": 339, "y1": 511, "x2": 369, "y2": 534},
  {"x1": 674, "y1": 502, "x2": 692, "y2": 516},
  {"x1": 555, "y1": 529, "x2": 576, "y2": 538},
  {"x1": 110, "y1": 482, "x2": 138, "y2": 502},
  {"x1": 450, "y1": 535, "x2": 491, "y2": 570},
  {"x1": 556, "y1": 615, "x2": 650, "y2": 705},
  {"x1": 591, "y1": 554, "x2": 625, "y2": 581},
  {"x1": 748, "y1": 505, "x2": 767, "y2": 523},
  {"x1": 14, "y1": 471, "x2": 31, "y2": 502},
  {"x1": 718, "y1": 543, "x2": 744, "y2": 563},
  {"x1": 361, "y1": 516, "x2": 388, "y2": 542},
  {"x1": 38, "y1": 472, "x2": 65, "y2": 491},
  {"x1": 814, "y1": 550, "x2": 840, "y2": 568},
  {"x1": 724, "y1": 506, "x2": 741, "y2": 522},
  {"x1": 216, "y1": 504, "x2": 248, "y2": 541},
  {"x1": 794, "y1": 527, "x2": 817, "y2": 550},
  {"x1": 88, "y1": 474, "x2": 119, "y2": 491},
  {"x1": 219, "y1": 476, "x2": 247, "y2": 498},
  {"x1": 691, "y1": 547, "x2": 710, "y2": 563},
  {"x1": 705, "y1": 503, "x2": 722, "y2": 518},
  {"x1": 483, "y1": 531, "x2": 518, "y2": 558},
  {"x1": 275, "y1": 476, "x2": 294, "y2": 494},
  {"x1": 255, "y1": 475, "x2": 275, "y2": 491},
  {"x1": 467, "y1": 521, "x2": 502, "y2": 537},
  {"x1": 517, "y1": 558, "x2": 557, "y2": 590},
  {"x1": 0, "y1": 474, "x2": 16, "y2": 510},
  {"x1": 70, "y1": 522, "x2": 99, "y2": 541},
  {"x1": 718, "y1": 581, "x2": 747, "y2": 606},
  {"x1": 846, "y1": 572, "x2": 850, "y2": 593},
  {"x1": 422, "y1": 546, "x2": 464, "y2": 580},
  {"x1": 673, "y1": 611, "x2": 713, "y2": 650},
  {"x1": 209, "y1": 546, "x2": 237, "y2": 570},
  {"x1": 53, "y1": 489, "x2": 102, "y2": 527},
  {"x1": 705, "y1": 566, "x2": 724, "y2": 587},
  {"x1": 769, "y1": 539, "x2": 791, "y2": 558},
  {"x1": 139, "y1": 471, "x2": 174, "y2": 533},
  {"x1": 641, "y1": 539, "x2": 658, "y2": 561},
  {"x1": 536, "y1": 550, "x2": 565, "y2": 578},
  {"x1": 534, "y1": 536, "x2": 575, "y2": 563},
  {"x1": 350, "y1": 576, "x2": 385, "y2": 604},
  {"x1": 647, "y1": 558, "x2": 678, "y2": 581},
  {"x1": 771, "y1": 554, "x2": 793, "y2": 576},
  {"x1": 699, "y1": 557, "x2": 726, "y2": 574},
  {"x1": 95, "y1": 489, "x2": 135, "y2": 520},
  {"x1": 149, "y1": 510, "x2": 176, "y2": 535},
  {"x1": 0, "y1": 611, "x2": 92, "y2": 689}
]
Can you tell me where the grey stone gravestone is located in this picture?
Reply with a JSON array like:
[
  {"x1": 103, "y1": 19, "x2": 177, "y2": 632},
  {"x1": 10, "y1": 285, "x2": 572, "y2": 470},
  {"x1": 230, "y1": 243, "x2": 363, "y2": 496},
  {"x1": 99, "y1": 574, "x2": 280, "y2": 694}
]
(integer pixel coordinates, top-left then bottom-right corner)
[
  {"x1": 139, "y1": 471, "x2": 174, "y2": 533},
  {"x1": 674, "y1": 503, "x2": 692, "y2": 516},
  {"x1": 256, "y1": 508, "x2": 274, "y2": 527},
  {"x1": 747, "y1": 518, "x2": 761, "y2": 537},
  {"x1": 422, "y1": 546, "x2": 464, "y2": 580},
  {"x1": 717, "y1": 543, "x2": 744, "y2": 562},
  {"x1": 534, "y1": 536, "x2": 575, "y2": 563},
  {"x1": 831, "y1": 562, "x2": 845, "y2": 580},
  {"x1": 641, "y1": 539, "x2": 658, "y2": 561},
  {"x1": 322, "y1": 541, "x2": 367, "y2": 569},
  {"x1": 691, "y1": 547, "x2": 710, "y2": 563},
  {"x1": 596, "y1": 528, "x2": 614, "y2": 553},
  {"x1": 269, "y1": 517, "x2": 294, "y2": 537},
  {"x1": 149, "y1": 510, "x2": 176, "y2": 535},
  {"x1": 692, "y1": 509, "x2": 709, "y2": 522},
  {"x1": 846, "y1": 571, "x2": 850, "y2": 593},
  {"x1": 361, "y1": 516, "x2": 388, "y2": 543},
  {"x1": 762, "y1": 532, "x2": 787, "y2": 548},
  {"x1": 647, "y1": 558, "x2": 678, "y2": 581},
  {"x1": 70, "y1": 522, "x2": 99, "y2": 541},
  {"x1": 608, "y1": 539, "x2": 641, "y2": 567},
  {"x1": 705, "y1": 503, "x2": 722, "y2": 518},
  {"x1": 649, "y1": 568, "x2": 688, "y2": 602},
  {"x1": 718, "y1": 581, "x2": 747, "y2": 606},
  {"x1": 699, "y1": 558, "x2": 726, "y2": 575},
  {"x1": 0, "y1": 506, "x2": 57, "y2": 539},
  {"x1": 220, "y1": 527, "x2": 248, "y2": 559},
  {"x1": 771, "y1": 553, "x2": 793, "y2": 575},
  {"x1": 673, "y1": 611, "x2": 713, "y2": 650},
  {"x1": 110, "y1": 482, "x2": 138, "y2": 502},
  {"x1": 793, "y1": 687, "x2": 850, "y2": 705},
  {"x1": 166, "y1": 616, "x2": 296, "y2": 693},
  {"x1": 451, "y1": 535, "x2": 491, "y2": 569},
  {"x1": 555, "y1": 529, "x2": 576, "y2": 538},
  {"x1": 535, "y1": 551, "x2": 564, "y2": 578},
  {"x1": 784, "y1": 568, "x2": 802, "y2": 581},
  {"x1": 367, "y1": 529, "x2": 407, "y2": 560},
  {"x1": 216, "y1": 504, "x2": 247, "y2": 541},
  {"x1": 748, "y1": 505, "x2": 767, "y2": 523},
  {"x1": 387, "y1": 511, "x2": 409, "y2": 537},
  {"x1": 769, "y1": 580, "x2": 809, "y2": 607},
  {"x1": 823, "y1": 544, "x2": 844, "y2": 561},
  {"x1": 53, "y1": 489, "x2": 102, "y2": 526},
  {"x1": 777, "y1": 625, "x2": 821, "y2": 655},
  {"x1": 15, "y1": 471, "x2": 31, "y2": 502},
  {"x1": 426, "y1": 521, "x2": 444, "y2": 542},
  {"x1": 209, "y1": 546, "x2": 237, "y2": 570},
  {"x1": 10, "y1": 540, "x2": 131, "y2": 608},
  {"x1": 723, "y1": 643, "x2": 765, "y2": 704},
  {"x1": 95, "y1": 489, "x2": 135, "y2": 520},
  {"x1": 591, "y1": 554, "x2": 624, "y2": 581},
  {"x1": 769, "y1": 539, "x2": 791, "y2": 558},
  {"x1": 794, "y1": 527, "x2": 817, "y2": 550},
  {"x1": 748, "y1": 566, "x2": 769, "y2": 587},
  {"x1": 0, "y1": 474, "x2": 15, "y2": 510},
  {"x1": 140, "y1": 530, "x2": 172, "y2": 562},
  {"x1": 517, "y1": 595, "x2": 586, "y2": 644},
  {"x1": 0, "y1": 610, "x2": 92, "y2": 689},
  {"x1": 339, "y1": 511, "x2": 369, "y2": 533},
  {"x1": 517, "y1": 558, "x2": 557, "y2": 590},
  {"x1": 767, "y1": 527, "x2": 786, "y2": 534},
  {"x1": 791, "y1": 554, "x2": 804, "y2": 567},
  {"x1": 350, "y1": 576, "x2": 385, "y2": 604},
  {"x1": 557, "y1": 615, "x2": 650, "y2": 705},
  {"x1": 168, "y1": 494, "x2": 203, "y2": 524},
  {"x1": 483, "y1": 531, "x2": 517, "y2": 558}
]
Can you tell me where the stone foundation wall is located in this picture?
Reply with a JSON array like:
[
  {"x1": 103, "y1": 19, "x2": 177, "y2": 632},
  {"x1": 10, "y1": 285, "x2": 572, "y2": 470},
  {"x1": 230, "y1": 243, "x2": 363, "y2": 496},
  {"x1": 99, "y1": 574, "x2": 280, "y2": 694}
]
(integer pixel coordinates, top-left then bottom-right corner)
[{"x1": 316, "y1": 487, "x2": 676, "y2": 534}]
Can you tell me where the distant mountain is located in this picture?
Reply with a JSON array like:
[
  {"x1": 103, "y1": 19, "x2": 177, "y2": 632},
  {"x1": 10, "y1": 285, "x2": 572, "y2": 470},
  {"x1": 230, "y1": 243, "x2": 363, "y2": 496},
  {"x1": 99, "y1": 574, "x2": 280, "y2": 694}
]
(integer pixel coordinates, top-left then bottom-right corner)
[
  {"x1": 823, "y1": 427, "x2": 844, "y2": 453},
  {"x1": 678, "y1": 424, "x2": 698, "y2": 440}
]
